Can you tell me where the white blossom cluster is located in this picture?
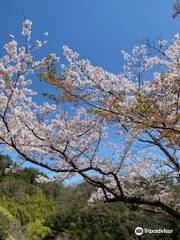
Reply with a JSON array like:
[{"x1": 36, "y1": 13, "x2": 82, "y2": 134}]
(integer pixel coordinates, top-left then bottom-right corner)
[
  {"x1": 22, "y1": 19, "x2": 32, "y2": 40},
  {"x1": 0, "y1": 20, "x2": 179, "y2": 214},
  {"x1": 62, "y1": 32, "x2": 180, "y2": 208},
  {"x1": 35, "y1": 174, "x2": 53, "y2": 184}
]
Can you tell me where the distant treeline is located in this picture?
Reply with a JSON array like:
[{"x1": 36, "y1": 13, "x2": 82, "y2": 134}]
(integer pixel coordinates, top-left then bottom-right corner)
[{"x1": 0, "y1": 154, "x2": 179, "y2": 240}]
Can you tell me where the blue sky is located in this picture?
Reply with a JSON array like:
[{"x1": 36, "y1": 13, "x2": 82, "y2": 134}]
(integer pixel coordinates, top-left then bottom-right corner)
[
  {"x1": 0, "y1": 0, "x2": 179, "y2": 177},
  {"x1": 0, "y1": 0, "x2": 179, "y2": 73}
]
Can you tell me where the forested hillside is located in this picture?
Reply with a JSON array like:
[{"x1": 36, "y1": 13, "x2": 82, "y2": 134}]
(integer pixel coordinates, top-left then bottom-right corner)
[{"x1": 0, "y1": 154, "x2": 179, "y2": 240}]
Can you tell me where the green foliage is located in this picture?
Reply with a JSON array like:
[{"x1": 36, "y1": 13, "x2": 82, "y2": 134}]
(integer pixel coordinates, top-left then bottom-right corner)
[
  {"x1": 26, "y1": 219, "x2": 52, "y2": 240},
  {"x1": 0, "y1": 173, "x2": 40, "y2": 200},
  {"x1": 0, "y1": 193, "x2": 56, "y2": 239},
  {"x1": 0, "y1": 194, "x2": 55, "y2": 222},
  {"x1": 0, "y1": 154, "x2": 179, "y2": 239},
  {"x1": 48, "y1": 204, "x2": 128, "y2": 240},
  {"x1": 0, "y1": 206, "x2": 27, "y2": 240},
  {"x1": 0, "y1": 156, "x2": 56, "y2": 239},
  {"x1": 46, "y1": 184, "x2": 179, "y2": 240}
]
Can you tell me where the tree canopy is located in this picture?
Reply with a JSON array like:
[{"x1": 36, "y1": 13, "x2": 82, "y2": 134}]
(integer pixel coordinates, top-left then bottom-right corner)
[
  {"x1": 0, "y1": 19, "x2": 179, "y2": 221},
  {"x1": 0, "y1": 154, "x2": 179, "y2": 239}
]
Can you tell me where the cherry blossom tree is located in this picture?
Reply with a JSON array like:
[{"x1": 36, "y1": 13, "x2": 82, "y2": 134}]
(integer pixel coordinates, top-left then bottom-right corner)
[{"x1": 0, "y1": 20, "x2": 179, "y2": 219}]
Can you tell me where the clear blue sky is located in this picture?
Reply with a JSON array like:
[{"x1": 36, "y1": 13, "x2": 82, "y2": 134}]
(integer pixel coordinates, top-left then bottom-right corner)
[{"x1": 0, "y1": 0, "x2": 179, "y2": 73}]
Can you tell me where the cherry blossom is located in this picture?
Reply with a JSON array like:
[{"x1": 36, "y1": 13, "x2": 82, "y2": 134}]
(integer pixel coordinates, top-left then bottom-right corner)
[{"x1": 0, "y1": 19, "x2": 179, "y2": 219}]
